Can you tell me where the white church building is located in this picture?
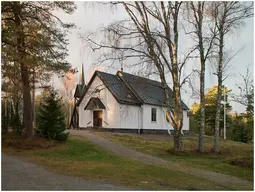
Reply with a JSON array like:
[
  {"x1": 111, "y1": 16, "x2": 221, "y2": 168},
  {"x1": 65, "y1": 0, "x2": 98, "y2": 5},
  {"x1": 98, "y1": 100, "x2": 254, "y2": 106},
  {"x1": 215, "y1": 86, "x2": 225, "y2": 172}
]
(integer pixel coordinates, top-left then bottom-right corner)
[{"x1": 73, "y1": 70, "x2": 189, "y2": 134}]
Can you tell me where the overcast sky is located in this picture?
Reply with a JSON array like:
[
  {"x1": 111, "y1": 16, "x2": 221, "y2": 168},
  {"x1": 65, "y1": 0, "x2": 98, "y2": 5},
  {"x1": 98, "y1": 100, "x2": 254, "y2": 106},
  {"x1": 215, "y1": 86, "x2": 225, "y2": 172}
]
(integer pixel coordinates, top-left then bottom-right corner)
[{"x1": 54, "y1": 2, "x2": 254, "y2": 113}]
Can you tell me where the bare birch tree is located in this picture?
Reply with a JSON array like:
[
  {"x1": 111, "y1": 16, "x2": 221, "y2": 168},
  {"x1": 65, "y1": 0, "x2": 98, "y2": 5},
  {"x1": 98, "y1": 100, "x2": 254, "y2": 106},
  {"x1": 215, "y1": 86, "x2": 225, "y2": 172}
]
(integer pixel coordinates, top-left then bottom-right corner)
[
  {"x1": 209, "y1": 1, "x2": 253, "y2": 152},
  {"x1": 84, "y1": 1, "x2": 195, "y2": 151},
  {"x1": 231, "y1": 66, "x2": 254, "y2": 115},
  {"x1": 185, "y1": 2, "x2": 217, "y2": 153}
]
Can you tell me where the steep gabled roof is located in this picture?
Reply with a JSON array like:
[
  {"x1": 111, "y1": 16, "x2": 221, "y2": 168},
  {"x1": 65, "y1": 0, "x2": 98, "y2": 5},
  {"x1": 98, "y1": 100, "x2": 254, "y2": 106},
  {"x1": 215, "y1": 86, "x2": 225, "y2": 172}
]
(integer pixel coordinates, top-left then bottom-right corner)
[
  {"x1": 77, "y1": 70, "x2": 189, "y2": 110},
  {"x1": 84, "y1": 97, "x2": 106, "y2": 110},
  {"x1": 74, "y1": 63, "x2": 86, "y2": 99},
  {"x1": 74, "y1": 84, "x2": 85, "y2": 98},
  {"x1": 96, "y1": 71, "x2": 141, "y2": 105},
  {"x1": 117, "y1": 71, "x2": 189, "y2": 110},
  {"x1": 77, "y1": 71, "x2": 141, "y2": 106}
]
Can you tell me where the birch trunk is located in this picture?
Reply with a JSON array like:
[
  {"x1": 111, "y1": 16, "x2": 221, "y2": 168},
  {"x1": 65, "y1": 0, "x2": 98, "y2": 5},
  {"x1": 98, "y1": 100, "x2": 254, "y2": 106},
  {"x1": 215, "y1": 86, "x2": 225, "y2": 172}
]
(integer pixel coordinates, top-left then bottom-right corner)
[
  {"x1": 173, "y1": 87, "x2": 183, "y2": 151},
  {"x1": 199, "y1": 61, "x2": 205, "y2": 153},
  {"x1": 172, "y1": 7, "x2": 183, "y2": 151},
  {"x1": 214, "y1": 31, "x2": 224, "y2": 153},
  {"x1": 197, "y1": 2, "x2": 205, "y2": 153}
]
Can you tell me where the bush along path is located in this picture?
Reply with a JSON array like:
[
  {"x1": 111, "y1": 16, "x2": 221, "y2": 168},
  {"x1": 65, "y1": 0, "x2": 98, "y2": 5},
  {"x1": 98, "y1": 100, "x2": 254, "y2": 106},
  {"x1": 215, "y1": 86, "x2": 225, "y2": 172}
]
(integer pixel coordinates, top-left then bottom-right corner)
[{"x1": 69, "y1": 130, "x2": 253, "y2": 190}]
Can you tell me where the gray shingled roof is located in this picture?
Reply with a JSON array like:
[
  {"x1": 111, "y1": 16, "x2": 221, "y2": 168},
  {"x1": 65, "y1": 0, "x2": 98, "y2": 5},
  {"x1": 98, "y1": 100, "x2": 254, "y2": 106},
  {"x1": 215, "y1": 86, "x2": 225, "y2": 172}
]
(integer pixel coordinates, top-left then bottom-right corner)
[
  {"x1": 97, "y1": 71, "x2": 141, "y2": 105},
  {"x1": 84, "y1": 97, "x2": 106, "y2": 110},
  {"x1": 118, "y1": 71, "x2": 189, "y2": 110},
  {"x1": 78, "y1": 70, "x2": 189, "y2": 110},
  {"x1": 74, "y1": 84, "x2": 85, "y2": 98}
]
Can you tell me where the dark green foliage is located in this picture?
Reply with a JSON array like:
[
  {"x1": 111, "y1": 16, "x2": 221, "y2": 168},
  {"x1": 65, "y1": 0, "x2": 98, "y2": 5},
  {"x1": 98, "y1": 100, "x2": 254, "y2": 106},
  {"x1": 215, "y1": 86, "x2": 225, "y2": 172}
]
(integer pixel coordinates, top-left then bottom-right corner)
[
  {"x1": 9, "y1": 101, "x2": 23, "y2": 135},
  {"x1": 1, "y1": 97, "x2": 23, "y2": 135},
  {"x1": 228, "y1": 114, "x2": 253, "y2": 143},
  {"x1": 231, "y1": 123, "x2": 249, "y2": 143},
  {"x1": 1, "y1": 100, "x2": 9, "y2": 134},
  {"x1": 245, "y1": 114, "x2": 254, "y2": 141},
  {"x1": 2, "y1": 2, "x2": 77, "y2": 75},
  {"x1": 230, "y1": 115, "x2": 250, "y2": 143},
  {"x1": 36, "y1": 89, "x2": 68, "y2": 141},
  {"x1": 2, "y1": 80, "x2": 23, "y2": 135}
]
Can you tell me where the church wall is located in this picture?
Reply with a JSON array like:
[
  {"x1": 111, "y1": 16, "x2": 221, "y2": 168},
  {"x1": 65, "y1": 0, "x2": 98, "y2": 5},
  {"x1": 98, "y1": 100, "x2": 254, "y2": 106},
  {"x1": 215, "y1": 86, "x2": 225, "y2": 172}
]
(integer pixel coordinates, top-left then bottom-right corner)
[
  {"x1": 141, "y1": 104, "x2": 173, "y2": 131},
  {"x1": 119, "y1": 104, "x2": 140, "y2": 129},
  {"x1": 141, "y1": 104, "x2": 189, "y2": 132},
  {"x1": 79, "y1": 75, "x2": 120, "y2": 128}
]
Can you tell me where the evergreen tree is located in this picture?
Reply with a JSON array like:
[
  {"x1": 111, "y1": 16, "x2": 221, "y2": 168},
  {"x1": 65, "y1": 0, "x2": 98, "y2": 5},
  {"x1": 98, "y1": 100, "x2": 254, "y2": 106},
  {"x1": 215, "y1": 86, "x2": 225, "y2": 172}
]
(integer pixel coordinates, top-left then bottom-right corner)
[
  {"x1": 231, "y1": 122, "x2": 249, "y2": 143},
  {"x1": 230, "y1": 113, "x2": 253, "y2": 143},
  {"x1": 246, "y1": 117, "x2": 254, "y2": 141},
  {"x1": 36, "y1": 89, "x2": 68, "y2": 141},
  {"x1": 2, "y1": 2, "x2": 76, "y2": 137}
]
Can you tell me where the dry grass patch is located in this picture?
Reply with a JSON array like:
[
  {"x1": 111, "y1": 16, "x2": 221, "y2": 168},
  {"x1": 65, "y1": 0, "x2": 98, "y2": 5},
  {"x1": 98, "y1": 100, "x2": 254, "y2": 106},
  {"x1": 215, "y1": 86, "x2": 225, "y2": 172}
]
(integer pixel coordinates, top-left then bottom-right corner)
[
  {"x1": 98, "y1": 132, "x2": 253, "y2": 181},
  {"x1": 2, "y1": 133, "x2": 58, "y2": 150},
  {"x1": 2, "y1": 135, "x2": 231, "y2": 190}
]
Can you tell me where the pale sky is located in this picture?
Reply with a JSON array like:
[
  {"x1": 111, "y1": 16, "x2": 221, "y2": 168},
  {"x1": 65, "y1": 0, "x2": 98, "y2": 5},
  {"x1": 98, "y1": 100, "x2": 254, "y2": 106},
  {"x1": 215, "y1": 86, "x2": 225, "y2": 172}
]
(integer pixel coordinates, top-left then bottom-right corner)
[{"x1": 53, "y1": 2, "x2": 254, "y2": 113}]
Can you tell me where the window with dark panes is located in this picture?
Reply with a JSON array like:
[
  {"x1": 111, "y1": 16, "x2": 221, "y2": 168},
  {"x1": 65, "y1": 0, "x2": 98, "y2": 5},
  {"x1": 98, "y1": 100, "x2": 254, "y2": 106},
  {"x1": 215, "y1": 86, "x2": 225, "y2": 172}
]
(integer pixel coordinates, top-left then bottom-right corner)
[{"x1": 151, "y1": 108, "x2": 157, "y2": 122}]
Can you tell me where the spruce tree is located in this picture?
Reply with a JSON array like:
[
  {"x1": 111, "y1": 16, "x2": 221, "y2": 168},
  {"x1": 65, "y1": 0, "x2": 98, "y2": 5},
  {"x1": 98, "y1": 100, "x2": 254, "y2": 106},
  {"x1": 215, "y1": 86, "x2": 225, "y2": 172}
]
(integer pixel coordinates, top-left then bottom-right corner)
[
  {"x1": 36, "y1": 89, "x2": 68, "y2": 141},
  {"x1": 231, "y1": 121, "x2": 249, "y2": 143}
]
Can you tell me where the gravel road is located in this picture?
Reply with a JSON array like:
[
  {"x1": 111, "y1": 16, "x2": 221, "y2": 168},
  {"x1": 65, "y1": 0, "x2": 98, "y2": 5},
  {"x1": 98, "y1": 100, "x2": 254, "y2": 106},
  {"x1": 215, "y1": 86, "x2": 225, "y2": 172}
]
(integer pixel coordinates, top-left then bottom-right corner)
[{"x1": 1, "y1": 154, "x2": 131, "y2": 190}]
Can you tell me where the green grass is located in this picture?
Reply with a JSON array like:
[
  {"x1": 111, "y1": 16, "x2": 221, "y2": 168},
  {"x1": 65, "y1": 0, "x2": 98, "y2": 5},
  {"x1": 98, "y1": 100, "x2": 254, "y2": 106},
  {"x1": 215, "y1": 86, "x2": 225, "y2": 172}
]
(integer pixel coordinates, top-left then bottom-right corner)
[
  {"x1": 99, "y1": 133, "x2": 254, "y2": 182},
  {"x1": 3, "y1": 136, "x2": 230, "y2": 190}
]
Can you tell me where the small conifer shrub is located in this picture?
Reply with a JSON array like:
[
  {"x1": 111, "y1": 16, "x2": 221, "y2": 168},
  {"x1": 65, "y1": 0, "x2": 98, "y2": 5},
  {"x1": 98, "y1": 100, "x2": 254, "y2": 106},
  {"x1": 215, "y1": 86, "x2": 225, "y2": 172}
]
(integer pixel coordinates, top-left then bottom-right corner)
[{"x1": 36, "y1": 89, "x2": 68, "y2": 141}]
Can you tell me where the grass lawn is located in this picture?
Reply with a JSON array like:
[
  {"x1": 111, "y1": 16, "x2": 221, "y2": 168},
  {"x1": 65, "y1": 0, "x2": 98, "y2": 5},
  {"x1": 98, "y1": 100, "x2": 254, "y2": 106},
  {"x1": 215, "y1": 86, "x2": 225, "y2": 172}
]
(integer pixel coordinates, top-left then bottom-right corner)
[
  {"x1": 2, "y1": 135, "x2": 231, "y2": 190},
  {"x1": 95, "y1": 132, "x2": 254, "y2": 182}
]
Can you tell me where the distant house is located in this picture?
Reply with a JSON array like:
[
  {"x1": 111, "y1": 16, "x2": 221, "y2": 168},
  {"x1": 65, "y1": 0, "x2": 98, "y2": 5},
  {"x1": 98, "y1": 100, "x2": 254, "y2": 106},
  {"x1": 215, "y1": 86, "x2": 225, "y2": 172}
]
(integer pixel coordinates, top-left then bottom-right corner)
[{"x1": 72, "y1": 70, "x2": 189, "y2": 134}]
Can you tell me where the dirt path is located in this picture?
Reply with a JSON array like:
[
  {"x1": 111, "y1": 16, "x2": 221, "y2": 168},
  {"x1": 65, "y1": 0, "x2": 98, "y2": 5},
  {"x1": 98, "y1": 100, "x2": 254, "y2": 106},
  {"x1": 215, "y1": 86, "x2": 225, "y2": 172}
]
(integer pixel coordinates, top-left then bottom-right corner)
[
  {"x1": 1, "y1": 154, "x2": 132, "y2": 190},
  {"x1": 70, "y1": 129, "x2": 253, "y2": 190}
]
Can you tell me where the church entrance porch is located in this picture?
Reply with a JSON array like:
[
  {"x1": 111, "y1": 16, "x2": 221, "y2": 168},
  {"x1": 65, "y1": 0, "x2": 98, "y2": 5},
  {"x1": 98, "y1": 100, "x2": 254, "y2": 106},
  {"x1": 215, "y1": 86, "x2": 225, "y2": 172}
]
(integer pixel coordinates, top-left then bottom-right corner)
[{"x1": 84, "y1": 97, "x2": 106, "y2": 128}]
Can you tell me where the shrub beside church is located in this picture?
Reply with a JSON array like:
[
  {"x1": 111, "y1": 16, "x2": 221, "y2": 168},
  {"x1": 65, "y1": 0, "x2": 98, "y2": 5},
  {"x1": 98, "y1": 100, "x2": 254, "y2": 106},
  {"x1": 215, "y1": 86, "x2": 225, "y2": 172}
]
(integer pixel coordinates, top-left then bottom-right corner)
[{"x1": 36, "y1": 88, "x2": 68, "y2": 141}]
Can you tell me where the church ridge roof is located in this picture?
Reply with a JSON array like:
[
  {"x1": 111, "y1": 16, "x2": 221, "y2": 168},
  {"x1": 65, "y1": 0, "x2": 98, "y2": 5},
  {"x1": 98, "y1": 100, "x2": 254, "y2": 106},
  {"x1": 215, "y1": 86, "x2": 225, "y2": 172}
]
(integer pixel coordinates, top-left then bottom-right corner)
[{"x1": 77, "y1": 70, "x2": 189, "y2": 110}]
